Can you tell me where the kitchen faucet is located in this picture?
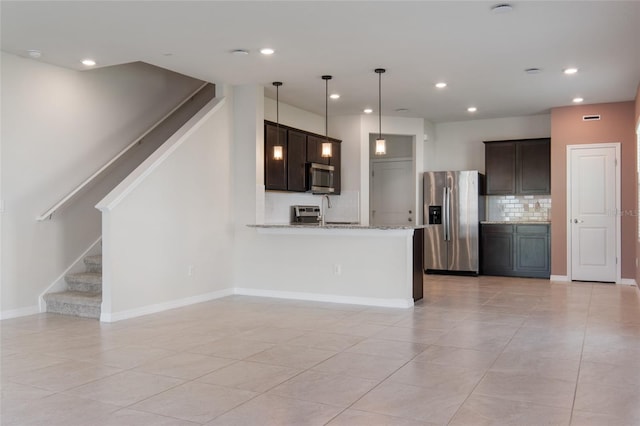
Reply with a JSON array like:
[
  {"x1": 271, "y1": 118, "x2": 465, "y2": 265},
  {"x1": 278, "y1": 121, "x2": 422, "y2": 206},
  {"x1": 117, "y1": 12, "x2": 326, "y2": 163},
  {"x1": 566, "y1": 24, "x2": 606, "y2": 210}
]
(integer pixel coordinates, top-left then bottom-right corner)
[{"x1": 320, "y1": 194, "x2": 332, "y2": 226}]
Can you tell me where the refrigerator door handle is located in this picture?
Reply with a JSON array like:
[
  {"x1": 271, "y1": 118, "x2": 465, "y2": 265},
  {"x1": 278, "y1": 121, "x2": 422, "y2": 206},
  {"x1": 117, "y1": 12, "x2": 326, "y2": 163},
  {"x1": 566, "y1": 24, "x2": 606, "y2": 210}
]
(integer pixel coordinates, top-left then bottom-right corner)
[{"x1": 444, "y1": 187, "x2": 451, "y2": 241}]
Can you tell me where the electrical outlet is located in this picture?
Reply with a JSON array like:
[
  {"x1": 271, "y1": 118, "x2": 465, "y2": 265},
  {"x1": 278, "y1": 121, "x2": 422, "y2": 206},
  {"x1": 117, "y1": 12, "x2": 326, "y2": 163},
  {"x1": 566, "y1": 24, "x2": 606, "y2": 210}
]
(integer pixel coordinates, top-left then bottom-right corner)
[{"x1": 333, "y1": 264, "x2": 342, "y2": 275}]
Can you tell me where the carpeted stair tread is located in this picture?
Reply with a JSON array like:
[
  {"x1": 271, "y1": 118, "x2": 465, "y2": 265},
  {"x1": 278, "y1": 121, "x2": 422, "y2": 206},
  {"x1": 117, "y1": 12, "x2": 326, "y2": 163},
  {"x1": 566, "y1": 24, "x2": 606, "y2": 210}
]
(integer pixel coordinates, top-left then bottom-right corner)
[
  {"x1": 83, "y1": 255, "x2": 102, "y2": 272},
  {"x1": 65, "y1": 272, "x2": 102, "y2": 285},
  {"x1": 44, "y1": 291, "x2": 102, "y2": 306}
]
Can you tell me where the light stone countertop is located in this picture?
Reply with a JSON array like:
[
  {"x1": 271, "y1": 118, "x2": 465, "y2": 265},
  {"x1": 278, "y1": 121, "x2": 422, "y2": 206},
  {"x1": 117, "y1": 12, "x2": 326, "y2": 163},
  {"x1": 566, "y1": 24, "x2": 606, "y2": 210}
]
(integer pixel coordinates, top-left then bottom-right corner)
[
  {"x1": 248, "y1": 223, "x2": 429, "y2": 230},
  {"x1": 480, "y1": 221, "x2": 551, "y2": 225}
]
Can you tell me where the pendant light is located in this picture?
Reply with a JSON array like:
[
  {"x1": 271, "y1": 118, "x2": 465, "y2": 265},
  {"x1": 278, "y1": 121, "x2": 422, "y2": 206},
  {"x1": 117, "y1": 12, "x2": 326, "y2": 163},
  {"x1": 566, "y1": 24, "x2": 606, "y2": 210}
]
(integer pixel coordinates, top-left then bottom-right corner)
[
  {"x1": 321, "y1": 75, "x2": 333, "y2": 158},
  {"x1": 272, "y1": 81, "x2": 284, "y2": 160},
  {"x1": 374, "y1": 68, "x2": 386, "y2": 156}
]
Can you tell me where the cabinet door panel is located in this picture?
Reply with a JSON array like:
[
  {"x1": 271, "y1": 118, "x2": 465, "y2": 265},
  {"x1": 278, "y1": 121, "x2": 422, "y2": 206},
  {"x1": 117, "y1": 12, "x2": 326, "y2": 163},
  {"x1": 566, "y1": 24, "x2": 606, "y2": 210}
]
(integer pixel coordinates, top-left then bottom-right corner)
[
  {"x1": 485, "y1": 143, "x2": 516, "y2": 194},
  {"x1": 265, "y1": 124, "x2": 287, "y2": 191},
  {"x1": 287, "y1": 130, "x2": 307, "y2": 191},
  {"x1": 329, "y1": 141, "x2": 341, "y2": 194},
  {"x1": 307, "y1": 136, "x2": 330, "y2": 165},
  {"x1": 518, "y1": 139, "x2": 550, "y2": 194},
  {"x1": 515, "y1": 233, "x2": 550, "y2": 277}
]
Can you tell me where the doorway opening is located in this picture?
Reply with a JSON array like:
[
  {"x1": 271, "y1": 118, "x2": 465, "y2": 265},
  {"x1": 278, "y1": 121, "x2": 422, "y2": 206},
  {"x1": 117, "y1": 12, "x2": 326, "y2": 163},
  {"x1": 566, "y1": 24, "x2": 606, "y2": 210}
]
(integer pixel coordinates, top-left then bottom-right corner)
[{"x1": 369, "y1": 134, "x2": 415, "y2": 226}]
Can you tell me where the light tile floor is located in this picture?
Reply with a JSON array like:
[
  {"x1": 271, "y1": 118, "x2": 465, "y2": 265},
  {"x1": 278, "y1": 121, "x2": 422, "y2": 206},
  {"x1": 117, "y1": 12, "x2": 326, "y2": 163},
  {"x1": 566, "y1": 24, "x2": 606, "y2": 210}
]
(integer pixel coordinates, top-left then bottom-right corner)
[{"x1": 2, "y1": 275, "x2": 640, "y2": 425}]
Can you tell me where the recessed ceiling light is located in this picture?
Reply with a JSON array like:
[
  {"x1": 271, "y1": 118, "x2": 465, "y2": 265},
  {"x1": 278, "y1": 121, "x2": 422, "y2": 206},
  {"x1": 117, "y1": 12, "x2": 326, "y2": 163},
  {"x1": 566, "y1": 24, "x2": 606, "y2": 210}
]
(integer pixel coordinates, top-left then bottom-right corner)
[
  {"x1": 435, "y1": 82, "x2": 447, "y2": 89},
  {"x1": 260, "y1": 48, "x2": 275, "y2": 55},
  {"x1": 564, "y1": 67, "x2": 578, "y2": 75},
  {"x1": 231, "y1": 49, "x2": 249, "y2": 56},
  {"x1": 491, "y1": 3, "x2": 514, "y2": 14},
  {"x1": 395, "y1": 108, "x2": 409, "y2": 113},
  {"x1": 572, "y1": 97, "x2": 584, "y2": 103},
  {"x1": 81, "y1": 59, "x2": 96, "y2": 66},
  {"x1": 330, "y1": 94, "x2": 340, "y2": 100},
  {"x1": 525, "y1": 68, "x2": 542, "y2": 74},
  {"x1": 27, "y1": 49, "x2": 42, "y2": 58},
  {"x1": 364, "y1": 108, "x2": 373, "y2": 114},
  {"x1": 467, "y1": 107, "x2": 478, "y2": 113}
]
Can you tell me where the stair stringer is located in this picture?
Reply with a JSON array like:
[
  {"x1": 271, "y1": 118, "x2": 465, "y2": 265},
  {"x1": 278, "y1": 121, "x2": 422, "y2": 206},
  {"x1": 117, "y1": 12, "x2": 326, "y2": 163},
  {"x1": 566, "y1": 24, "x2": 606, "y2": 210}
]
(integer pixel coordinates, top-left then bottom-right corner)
[{"x1": 38, "y1": 237, "x2": 102, "y2": 312}]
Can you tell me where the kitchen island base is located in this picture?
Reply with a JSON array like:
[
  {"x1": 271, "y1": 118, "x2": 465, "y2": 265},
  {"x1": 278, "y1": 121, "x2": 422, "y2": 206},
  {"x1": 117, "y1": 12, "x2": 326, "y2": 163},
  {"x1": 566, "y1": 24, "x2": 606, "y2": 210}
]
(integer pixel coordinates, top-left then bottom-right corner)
[{"x1": 241, "y1": 225, "x2": 424, "y2": 308}]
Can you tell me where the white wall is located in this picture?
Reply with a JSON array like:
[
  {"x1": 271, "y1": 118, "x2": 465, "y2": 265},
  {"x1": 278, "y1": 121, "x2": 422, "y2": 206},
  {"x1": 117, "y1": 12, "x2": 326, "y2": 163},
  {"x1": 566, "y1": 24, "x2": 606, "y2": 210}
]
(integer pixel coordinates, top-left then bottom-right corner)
[
  {"x1": 97, "y1": 98, "x2": 233, "y2": 320},
  {"x1": 428, "y1": 115, "x2": 551, "y2": 172},
  {"x1": 0, "y1": 52, "x2": 203, "y2": 317},
  {"x1": 264, "y1": 97, "x2": 324, "y2": 135}
]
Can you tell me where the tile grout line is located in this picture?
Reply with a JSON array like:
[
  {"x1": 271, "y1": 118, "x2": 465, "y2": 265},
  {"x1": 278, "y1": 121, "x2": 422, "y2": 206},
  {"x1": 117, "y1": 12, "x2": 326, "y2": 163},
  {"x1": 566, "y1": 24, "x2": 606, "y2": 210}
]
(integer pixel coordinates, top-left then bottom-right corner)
[{"x1": 567, "y1": 283, "x2": 593, "y2": 426}]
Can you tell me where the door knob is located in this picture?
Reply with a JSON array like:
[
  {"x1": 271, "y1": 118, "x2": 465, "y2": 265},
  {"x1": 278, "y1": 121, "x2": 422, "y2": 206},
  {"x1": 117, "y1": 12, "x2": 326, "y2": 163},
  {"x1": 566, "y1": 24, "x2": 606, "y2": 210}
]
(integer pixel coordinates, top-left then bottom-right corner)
[
  {"x1": 408, "y1": 217, "x2": 412, "y2": 222},
  {"x1": 573, "y1": 218, "x2": 584, "y2": 224},
  {"x1": 409, "y1": 210, "x2": 412, "y2": 214}
]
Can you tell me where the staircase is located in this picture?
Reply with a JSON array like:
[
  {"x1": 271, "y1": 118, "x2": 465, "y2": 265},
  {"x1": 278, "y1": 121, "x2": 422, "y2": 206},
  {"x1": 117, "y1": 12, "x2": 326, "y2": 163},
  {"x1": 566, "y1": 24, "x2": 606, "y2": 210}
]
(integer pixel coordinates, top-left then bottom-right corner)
[{"x1": 43, "y1": 254, "x2": 102, "y2": 319}]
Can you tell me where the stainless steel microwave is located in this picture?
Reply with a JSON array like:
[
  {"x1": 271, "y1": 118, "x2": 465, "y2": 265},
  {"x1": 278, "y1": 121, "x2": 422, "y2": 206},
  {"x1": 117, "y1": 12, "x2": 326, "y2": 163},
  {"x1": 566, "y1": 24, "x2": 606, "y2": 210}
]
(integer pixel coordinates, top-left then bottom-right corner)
[{"x1": 307, "y1": 163, "x2": 335, "y2": 194}]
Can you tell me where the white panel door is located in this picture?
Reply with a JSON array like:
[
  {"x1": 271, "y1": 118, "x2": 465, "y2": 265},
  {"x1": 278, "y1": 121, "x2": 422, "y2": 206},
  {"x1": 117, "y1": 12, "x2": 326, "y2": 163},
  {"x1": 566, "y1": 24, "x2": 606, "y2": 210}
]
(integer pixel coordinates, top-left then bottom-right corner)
[
  {"x1": 570, "y1": 146, "x2": 617, "y2": 282},
  {"x1": 371, "y1": 160, "x2": 413, "y2": 225}
]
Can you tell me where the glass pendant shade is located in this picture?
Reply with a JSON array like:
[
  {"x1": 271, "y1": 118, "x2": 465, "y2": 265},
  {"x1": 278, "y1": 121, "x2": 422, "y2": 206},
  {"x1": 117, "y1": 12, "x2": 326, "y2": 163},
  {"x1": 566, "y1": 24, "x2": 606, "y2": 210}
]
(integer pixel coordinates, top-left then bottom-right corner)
[
  {"x1": 321, "y1": 142, "x2": 332, "y2": 158},
  {"x1": 273, "y1": 145, "x2": 284, "y2": 160},
  {"x1": 375, "y1": 138, "x2": 386, "y2": 155}
]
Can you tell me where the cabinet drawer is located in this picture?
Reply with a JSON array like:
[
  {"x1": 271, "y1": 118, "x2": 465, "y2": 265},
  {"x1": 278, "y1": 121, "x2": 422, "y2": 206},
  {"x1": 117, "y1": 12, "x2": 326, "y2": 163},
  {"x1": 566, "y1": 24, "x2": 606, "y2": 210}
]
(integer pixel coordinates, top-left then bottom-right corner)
[
  {"x1": 481, "y1": 224, "x2": 514, "y2": 234},
  {"x1": 515, "y1": 225, "x2": 549, "y2": 234}
]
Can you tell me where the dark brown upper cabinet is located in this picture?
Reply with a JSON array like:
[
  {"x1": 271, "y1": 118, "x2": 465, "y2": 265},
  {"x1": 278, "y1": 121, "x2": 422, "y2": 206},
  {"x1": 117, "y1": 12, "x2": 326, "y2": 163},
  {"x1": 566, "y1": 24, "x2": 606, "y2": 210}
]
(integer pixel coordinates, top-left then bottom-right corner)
[
  {"x1": 329, "y1": 141, "x2": 341, "y2": 195},
  {"x1": 287, "y1": 129, "x2": 307, "y2": 192},
  {"x1": 264, "y1": 120, "x2": 341, "y2": 194},
  {"x1": 484, "y1": 138, "x2": 550, "y2": 195},
  {"x1": 264, "y1": 123, "x2": 287, "y2": 191}
]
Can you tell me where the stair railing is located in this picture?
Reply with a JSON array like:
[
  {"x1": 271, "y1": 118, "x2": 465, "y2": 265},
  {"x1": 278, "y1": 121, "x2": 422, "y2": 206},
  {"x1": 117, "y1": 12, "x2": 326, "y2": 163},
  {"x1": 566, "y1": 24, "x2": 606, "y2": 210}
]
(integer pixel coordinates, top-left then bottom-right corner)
[{"x1": 36, "y1": 82, "x2": 210, "y2": 221}]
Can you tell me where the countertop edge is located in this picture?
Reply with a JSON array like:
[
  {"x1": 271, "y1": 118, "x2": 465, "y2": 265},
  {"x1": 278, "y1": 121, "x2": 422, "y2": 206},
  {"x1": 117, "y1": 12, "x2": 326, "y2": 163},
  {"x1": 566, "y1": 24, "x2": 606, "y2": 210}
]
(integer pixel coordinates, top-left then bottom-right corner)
[
  {"x1": 480, "y1": 221, "x2": 551, "y2": 225},
  {"x1": 248, "y1": 224, "x2": 428, "y2": 230}
]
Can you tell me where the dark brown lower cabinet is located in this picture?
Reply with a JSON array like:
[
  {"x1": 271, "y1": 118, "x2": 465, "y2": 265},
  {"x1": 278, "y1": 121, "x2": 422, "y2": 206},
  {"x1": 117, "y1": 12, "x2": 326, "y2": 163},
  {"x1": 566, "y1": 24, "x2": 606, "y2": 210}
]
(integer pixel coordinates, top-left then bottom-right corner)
[
  {"x1": 481, "y1": 224, "x2": 550, "y2": 278},
  {"x1": 413, "y1": 228, "x2": 424, "y2": 302}
]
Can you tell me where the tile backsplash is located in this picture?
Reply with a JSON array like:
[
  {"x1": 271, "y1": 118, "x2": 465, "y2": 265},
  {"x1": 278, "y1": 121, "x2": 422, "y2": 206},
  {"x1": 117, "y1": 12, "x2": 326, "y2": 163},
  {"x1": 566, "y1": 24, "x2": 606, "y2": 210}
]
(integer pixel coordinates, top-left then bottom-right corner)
[
  {"x1": 487, "y1": 195, "x2": 551, "y2": 222},
  {"x1": 264, "y1": 190, "x2": 360, "y2": 224}
]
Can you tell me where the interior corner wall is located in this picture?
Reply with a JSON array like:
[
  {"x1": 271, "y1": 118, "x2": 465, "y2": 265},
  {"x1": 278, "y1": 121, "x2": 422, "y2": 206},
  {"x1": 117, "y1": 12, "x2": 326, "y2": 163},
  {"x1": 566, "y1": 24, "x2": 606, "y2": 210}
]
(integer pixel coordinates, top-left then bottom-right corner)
[
  {"x1": 635, "y1": 82, "x2": 640, "y2": 287},
  {"x1": 0, "y1": 52, "x2": 203, "y2": 316},
  {"x1": 429, "y1": 115, "x2": 551, "y2": 173},
  {"x1": 551, "y1": 101, "x2": 636, "y2": 279}
]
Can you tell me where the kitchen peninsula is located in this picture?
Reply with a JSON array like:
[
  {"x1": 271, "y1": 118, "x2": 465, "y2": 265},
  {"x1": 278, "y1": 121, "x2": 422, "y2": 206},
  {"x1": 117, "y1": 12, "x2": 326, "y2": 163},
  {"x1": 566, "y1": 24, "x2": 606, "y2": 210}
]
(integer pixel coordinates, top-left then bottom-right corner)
[{"x1": 244, "y1": 224, "x2": 425, "y2": 308}]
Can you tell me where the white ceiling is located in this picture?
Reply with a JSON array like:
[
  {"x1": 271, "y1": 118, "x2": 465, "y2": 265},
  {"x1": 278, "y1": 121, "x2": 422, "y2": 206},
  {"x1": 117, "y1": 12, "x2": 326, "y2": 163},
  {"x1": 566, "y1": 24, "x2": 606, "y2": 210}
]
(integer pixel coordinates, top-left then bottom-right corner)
[{"x1": 2, "y1": 1, "x2": 639, "y2": 123}]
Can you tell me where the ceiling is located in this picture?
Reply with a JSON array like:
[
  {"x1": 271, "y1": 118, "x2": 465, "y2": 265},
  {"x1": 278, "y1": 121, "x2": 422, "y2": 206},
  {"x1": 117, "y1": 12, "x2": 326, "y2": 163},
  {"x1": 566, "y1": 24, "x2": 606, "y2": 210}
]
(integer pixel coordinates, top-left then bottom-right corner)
[{"x1": 2, "y1": 1, "x2": 639, "y2": 123}]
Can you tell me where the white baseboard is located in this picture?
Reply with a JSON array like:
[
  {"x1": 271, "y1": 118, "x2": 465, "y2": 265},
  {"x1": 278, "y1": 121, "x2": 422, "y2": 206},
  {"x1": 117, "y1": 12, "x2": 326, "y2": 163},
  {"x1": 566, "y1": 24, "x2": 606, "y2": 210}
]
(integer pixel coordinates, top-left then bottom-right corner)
[
  {"x1": 617, "y1": 278, "x2": 637, "y2": 286},
  {"x1": 550, "y1": 275, "x2": 570, "y2": 282},
  {"x1": 0, "y1": 305, "x2": 40, "y2": 320},
  {"x1": 38, "y1": 237, "x2": 102, "y2": 312},
  {"x1": 234, "y1": 287, "x2": 414, "y2": 309},
  {"x1": 100, "y1": 288, "x2": 234, "y2": 322}
]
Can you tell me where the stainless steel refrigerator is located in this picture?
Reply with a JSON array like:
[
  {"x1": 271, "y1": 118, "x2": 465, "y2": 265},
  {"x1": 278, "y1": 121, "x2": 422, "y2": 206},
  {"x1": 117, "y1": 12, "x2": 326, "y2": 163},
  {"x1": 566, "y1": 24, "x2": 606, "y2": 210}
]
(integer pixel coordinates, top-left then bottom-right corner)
[{"x1": 423, "y1": 171, "x2": 484, "y2": 275}]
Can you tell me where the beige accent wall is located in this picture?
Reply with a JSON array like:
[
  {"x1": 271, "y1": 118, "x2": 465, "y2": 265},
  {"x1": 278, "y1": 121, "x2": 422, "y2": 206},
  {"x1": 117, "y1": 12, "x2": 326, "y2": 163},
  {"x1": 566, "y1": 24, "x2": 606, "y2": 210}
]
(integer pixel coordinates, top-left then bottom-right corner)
[{"x1": 550, "y1": 101, "x2": 636, "y2": 279}]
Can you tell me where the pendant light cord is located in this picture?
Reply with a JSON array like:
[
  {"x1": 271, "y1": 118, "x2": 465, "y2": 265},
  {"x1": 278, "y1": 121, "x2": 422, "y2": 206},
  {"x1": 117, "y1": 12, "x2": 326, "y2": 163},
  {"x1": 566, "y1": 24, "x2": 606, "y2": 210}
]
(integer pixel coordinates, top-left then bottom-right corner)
[
  {"x1": 272, "y1": 82, "x2": 283, "y2": 147},
  {"x1": 378, "y1": 71, "x2": 382, "y2": 140}
]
